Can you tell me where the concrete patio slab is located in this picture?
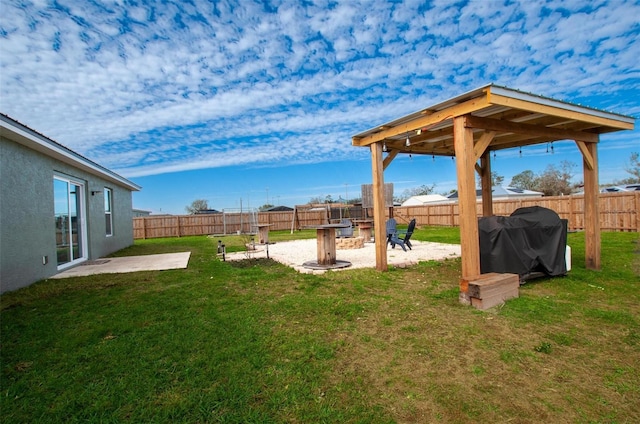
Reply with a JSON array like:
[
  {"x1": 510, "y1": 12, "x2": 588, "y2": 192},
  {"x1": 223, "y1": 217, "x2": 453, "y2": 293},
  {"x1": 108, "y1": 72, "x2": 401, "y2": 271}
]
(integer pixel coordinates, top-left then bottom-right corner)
[{"x1": 51, "y1": 252, "x2": 191, "y2": 278}]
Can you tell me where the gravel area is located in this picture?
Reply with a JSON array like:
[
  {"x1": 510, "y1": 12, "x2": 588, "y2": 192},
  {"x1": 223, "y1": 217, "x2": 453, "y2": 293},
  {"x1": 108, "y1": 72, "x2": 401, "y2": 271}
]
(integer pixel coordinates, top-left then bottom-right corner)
[{"x1": 225, "y1": 239, "x2": 461, "y2": 274}]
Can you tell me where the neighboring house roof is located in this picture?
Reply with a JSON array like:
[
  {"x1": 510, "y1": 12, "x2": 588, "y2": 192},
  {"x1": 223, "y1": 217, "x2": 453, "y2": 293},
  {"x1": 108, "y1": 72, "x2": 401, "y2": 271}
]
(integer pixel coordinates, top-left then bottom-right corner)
[
  {"x1": 267, "y1": 205, "x2": 294, "y2": 211},
  {"x1": 401, "y1": 194, "x2": 451, "y2": 206},
  {"x1": 0, "y1": 113, "x2": 140, "y2": 191},
  {"x1": 600, "y1": 184, "x2": 640, "y2": 192},
  {"x1": 195, "y1": 209, "x2": 222, "y2": 214},
  {"x1": 133, "y1": 208, "x2": 152, "y2": 216},
  {"x1": 447, "y1": 186, "x2": 544, "y2": 199}
]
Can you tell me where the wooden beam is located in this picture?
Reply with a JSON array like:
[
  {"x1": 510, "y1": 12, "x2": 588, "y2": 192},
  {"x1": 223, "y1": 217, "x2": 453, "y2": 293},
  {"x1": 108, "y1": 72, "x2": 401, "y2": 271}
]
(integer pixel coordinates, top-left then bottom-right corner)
[
  {"x1": 488, "y1": 93, "x2": 635, "y2": 131},
  {"x1": 575, "y1": 140, "x2": 595, "y2": 170},
  {"x1": 464, "y1": 115, "x2": 599, "y2": 143},
  {"x1": 454, "y1": 116, "x2": 481, "y2": 304},
  {"x1": 353, "y1": 95, "x2": 491, "y2": 146},
  {"x1": 480, "y1": 151, "x2": 493, "y2": 217},
  {"x1": 473, "y1": 131, "x2": 496, "y2": 161},
  {"x1": 485, "y1": 134, "x2": 566, "y2": 151},
  {"x1": 403, "y1": 127, "x2": 452, "y2": 146},
  {"x1": 382, "y1": 149, "x2": 399, "y2": 170},
  {"x1": 583, "y1": 139, "x2": 601, "y2": 270},
  {"x1": 371, "y1": 142, "x2": 388, "y2": 271}
]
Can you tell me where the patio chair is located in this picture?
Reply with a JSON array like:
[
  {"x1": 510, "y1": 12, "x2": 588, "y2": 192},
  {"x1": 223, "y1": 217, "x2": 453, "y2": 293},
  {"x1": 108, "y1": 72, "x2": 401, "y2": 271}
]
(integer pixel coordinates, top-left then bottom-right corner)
[
  {"x1": 397, "y1": 218, "x2": 416, "y2": 250},
  {"x1": 386, "y1": 218, "x2": 407, "y2": 251},
  {"x1": 337, "y1": 218, "x2": 353, "y2": 238}
]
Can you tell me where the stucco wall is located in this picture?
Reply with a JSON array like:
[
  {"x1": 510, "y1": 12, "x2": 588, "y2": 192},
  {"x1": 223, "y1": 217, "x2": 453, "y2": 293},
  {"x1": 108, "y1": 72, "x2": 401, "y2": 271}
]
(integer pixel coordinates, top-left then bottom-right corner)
[{"x1": 0, "y1": 138, "x2": 134, "y2": 293}]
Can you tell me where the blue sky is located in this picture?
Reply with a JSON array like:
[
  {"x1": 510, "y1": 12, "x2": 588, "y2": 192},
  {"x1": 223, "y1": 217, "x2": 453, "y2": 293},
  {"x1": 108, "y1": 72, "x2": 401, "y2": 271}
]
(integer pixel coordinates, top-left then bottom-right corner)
[{"x1": 1, "y1": 0, "x2": 638, "y2": 214}]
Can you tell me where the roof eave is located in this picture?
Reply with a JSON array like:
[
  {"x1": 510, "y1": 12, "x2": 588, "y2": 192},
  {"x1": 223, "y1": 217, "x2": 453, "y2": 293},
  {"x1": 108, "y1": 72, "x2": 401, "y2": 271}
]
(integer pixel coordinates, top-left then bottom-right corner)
[{"x1": 1, "y1": 115, "x2": 141, "y2": 192}]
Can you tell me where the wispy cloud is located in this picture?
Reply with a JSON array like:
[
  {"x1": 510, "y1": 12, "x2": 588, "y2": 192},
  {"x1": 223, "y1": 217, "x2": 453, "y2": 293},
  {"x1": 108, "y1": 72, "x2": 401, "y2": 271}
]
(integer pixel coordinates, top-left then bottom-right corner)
[{"x1": 2, "y1": 0, "x2": 638, "y2": 180}]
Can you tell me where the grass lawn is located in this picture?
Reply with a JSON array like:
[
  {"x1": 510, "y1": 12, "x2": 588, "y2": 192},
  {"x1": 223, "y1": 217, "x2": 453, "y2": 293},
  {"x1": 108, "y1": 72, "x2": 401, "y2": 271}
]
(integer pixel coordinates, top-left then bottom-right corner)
[{"x1": 1, "y1": 227, "x2": 639, "y2": 423}]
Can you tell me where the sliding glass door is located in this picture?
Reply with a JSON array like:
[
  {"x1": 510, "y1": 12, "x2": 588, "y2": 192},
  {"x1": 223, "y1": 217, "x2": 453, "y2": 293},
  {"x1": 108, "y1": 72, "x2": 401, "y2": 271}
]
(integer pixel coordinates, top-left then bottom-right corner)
[{"x1": 54, "y1": 176, "x2": 87, "y2": 268}]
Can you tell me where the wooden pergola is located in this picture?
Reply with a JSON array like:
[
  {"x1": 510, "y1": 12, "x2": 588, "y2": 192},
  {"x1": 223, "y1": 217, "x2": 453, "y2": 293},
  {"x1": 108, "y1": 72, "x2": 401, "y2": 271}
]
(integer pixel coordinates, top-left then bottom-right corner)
[{"x1": 352, "y1": 84, "x2": 635, "y2": 304}]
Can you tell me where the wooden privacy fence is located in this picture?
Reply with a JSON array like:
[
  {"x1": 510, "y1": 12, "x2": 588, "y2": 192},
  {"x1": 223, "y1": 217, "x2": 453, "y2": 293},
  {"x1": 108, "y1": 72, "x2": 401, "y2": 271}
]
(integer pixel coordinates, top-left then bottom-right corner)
[
  {"x1": 133, "y1": 192, "x2": 639, "y2": 239},
  {"x1": 395, "y1": 191, "x2": 640, "y2": 232},
  {"x1": 134, "y1": 209, "x2": 328, "y2": 239}
]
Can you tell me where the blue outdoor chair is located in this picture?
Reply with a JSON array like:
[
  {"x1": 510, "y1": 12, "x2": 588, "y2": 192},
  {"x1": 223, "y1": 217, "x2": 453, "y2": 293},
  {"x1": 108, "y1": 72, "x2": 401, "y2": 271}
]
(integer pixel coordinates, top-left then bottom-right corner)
[
  {"x1": 386, "y1": 218, "x2": 416, "y2": 251},
  {"x1": 398, "y1": 219, "x2": 416, "y2": 250},
  {"x1": 337, "y1": 218, "x2": 353, "y2": 238}
]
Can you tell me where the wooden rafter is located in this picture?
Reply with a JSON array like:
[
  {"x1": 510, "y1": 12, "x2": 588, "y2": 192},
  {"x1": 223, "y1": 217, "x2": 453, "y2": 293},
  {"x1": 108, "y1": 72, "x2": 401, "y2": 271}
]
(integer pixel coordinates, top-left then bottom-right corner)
[
  {"x1": 352, "y1": 96, "x2": 491, "y2": 146},
  {"x1": 464, "y1": 115, "x2": 599, "y2": 143}
]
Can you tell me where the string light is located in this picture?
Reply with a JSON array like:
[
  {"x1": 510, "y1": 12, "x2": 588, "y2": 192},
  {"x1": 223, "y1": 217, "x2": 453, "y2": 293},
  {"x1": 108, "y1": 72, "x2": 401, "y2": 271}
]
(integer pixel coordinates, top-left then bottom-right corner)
[
  {"x1": 405, "y1": 132, "x2": 411, "y2": 147},
  {"x1": 551, "y1": 142, "x2": 555, "y2": 154},
  {"x1": 519, "y1": 147, "x2": 522, "y2": 157},
  {"x1": 382, "y1": 141, "x2": 387, "y2": 152}
]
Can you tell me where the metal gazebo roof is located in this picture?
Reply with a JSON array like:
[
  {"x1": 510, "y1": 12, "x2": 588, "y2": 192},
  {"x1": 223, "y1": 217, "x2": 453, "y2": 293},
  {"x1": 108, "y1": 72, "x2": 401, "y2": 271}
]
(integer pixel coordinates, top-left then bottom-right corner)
[{"x1": 352, "y1": 84, "x2": 634, "y2": 156}]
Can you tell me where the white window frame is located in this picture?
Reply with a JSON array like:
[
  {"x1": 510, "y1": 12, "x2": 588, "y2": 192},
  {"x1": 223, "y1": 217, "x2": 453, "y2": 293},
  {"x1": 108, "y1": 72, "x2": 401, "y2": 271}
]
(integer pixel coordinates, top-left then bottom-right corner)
[
  {"x1": 105, "y1": 187, "x2": 113, "y2": 237},
  {"x1": 54, "y1": 175, "x2": 88, "y2": 269}
]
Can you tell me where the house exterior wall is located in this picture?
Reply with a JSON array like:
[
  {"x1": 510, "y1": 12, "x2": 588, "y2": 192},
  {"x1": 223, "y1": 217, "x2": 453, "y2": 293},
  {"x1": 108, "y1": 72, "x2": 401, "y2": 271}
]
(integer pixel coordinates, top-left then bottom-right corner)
[{"x1": 0, "y1": 137, "x2": 134, "y2": 293}]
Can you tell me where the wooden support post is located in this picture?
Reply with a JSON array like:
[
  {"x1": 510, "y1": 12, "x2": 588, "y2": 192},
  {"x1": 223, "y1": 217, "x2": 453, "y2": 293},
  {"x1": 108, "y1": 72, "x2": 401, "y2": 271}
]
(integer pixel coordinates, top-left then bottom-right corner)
[
  {"x1": 371, "y1": 141, "x2": 388, "y2": 271},
  {"x1": 455, "y1": 116, "x2": 481, "y2": 304},
  {"x1": 582, "y1": 139, "x2": 601, "y2": 269},
  {"x1": 480, "y1": 150, "x2": 493, "y2": 217}
]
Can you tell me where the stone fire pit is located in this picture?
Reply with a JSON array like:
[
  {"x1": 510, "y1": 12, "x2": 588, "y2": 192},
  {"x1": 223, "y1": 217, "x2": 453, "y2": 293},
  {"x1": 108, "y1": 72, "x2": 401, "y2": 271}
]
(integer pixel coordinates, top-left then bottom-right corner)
[{"x1": 336, "y1": 236, "x2": 365, "y2": 250}]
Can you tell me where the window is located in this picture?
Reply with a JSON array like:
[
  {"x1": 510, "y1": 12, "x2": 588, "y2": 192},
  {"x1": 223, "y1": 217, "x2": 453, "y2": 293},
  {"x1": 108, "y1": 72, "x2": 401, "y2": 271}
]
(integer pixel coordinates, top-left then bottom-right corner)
[{"x1": 105, "y1": 187, "x2": 113, "y2": 236}]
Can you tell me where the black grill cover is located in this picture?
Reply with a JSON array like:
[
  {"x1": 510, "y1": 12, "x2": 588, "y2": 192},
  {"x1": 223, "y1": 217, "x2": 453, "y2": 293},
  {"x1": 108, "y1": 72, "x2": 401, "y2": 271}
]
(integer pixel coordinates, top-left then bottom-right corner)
[{"x1": 479, "y1": 206, "x2": 567, "y2": 279}]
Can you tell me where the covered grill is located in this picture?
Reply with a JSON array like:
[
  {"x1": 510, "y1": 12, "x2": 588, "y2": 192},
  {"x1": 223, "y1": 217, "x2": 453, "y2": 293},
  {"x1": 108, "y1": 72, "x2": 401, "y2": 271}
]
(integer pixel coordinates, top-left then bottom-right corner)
[{"x1": 479, "y1": 206, "x2": 568, "y2": 281}]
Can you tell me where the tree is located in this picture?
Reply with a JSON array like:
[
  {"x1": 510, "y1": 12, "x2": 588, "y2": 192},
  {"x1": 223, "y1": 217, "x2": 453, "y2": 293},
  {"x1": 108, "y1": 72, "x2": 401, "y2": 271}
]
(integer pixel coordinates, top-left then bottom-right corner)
[
  {"x1": 493, "y1": 171, "x2": 504, "y2": 187},
  {"x1": 510, "y1": 170, "x2": 538, "y2": 190},
  {"x1": 399, "y1": 184, "x2": 436, "y2": 202},
  {"x1": 620, "y1": 152, "x2": 640, "y2": 184},
  {"x1": 536, "y1": 161, "x2": 577, "y2": 196},
  {"x1": 308, "y1": 195, "x2": 336, "y2": 204},
  {"x1": 476, "y1": 171, "x2": 504, "y2": 188},
  {"x1": 185, "y1": 199, "x2": 209, "y2": 214}
]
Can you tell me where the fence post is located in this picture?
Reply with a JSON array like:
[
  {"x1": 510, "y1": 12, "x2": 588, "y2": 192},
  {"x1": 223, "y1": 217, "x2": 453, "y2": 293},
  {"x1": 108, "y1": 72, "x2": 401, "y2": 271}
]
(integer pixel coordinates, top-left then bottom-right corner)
[
  {"x1": 636, "y1": 192, "x2": 640, "y2": 232},
  {"x1": 569, "y1": 195, "x2": 575, "y2": 231},
  {"x1": 450, "y1": 204, "x2": 455, "y2": 227}
]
